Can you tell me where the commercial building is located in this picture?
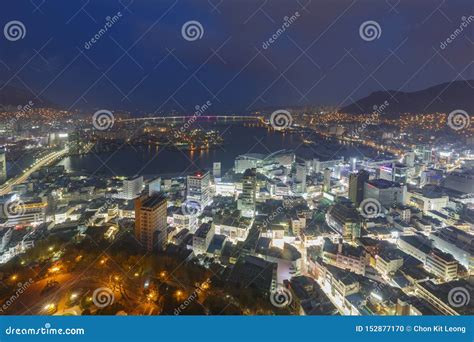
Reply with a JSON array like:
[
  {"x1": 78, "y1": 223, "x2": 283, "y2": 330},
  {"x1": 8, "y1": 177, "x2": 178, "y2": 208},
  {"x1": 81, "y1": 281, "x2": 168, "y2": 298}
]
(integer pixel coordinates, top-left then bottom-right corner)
[
  {"x1": 322, "y1": 238, "x2": 366, "y2": 275},
  {"x1": 326, "y1": 200, "x2": 361, "y2": 241},
  {"x1": 323, "y1": 168, "x2": 331, "y2": 192},
  {"x1": 408, "y1": 188, "x2": 449, "y2": 214},
  {"x1": 238, "y1": 168, "x2": 257, "y2": 218},
  {"x1": 430, "y1": 226, "x2": 473, "y2": 275},
  {"x1": 148, "y1": 177, "x2": 161, "y2": 196},
  {"x1": 348, "y1": 170, "x2": 369, "y2": 206},
  {"x1": 397, "y1": 234, "x2": 432, "y2": 263},
  {"x1": 364, "y1": 179, "x2": 406, "y2": 207},
  {"x1": 295, "y1": 163, "x2": 307, "y2": 194},
  {"x1": 187, "y1": 171, "x2": 211, "y2": 206},
  {"x1": 0, "y1": 148, "x2": 6, "y2": 184},
  {"x1": 443, "y1": 169, "x2": 474, "y2": 194},
  {"x1": 122, "y1": 176, "x2": 143, "y2": 200},
  {"x1": 193, "y1": 222, "x2": 215, "y2": 255},
  {"x1": 425, "y1": 248, "x2": 459, "y2": 281},
  {"x1": 134, "y1": 194, "x2": 167, "y2": 251},
  {"x1": 213, "y1": 162, "x2": 221, "y2": 180},
  {"x1": 375, "y1": 250, "x2": 404, "y2": 277}
]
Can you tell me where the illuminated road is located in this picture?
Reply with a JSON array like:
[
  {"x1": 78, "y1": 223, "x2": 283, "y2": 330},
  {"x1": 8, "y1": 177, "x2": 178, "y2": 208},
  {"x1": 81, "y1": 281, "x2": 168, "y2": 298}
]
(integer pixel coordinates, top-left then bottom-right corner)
[{"x1": 0, "y1": 147, "x2": 68, "y2": 196}]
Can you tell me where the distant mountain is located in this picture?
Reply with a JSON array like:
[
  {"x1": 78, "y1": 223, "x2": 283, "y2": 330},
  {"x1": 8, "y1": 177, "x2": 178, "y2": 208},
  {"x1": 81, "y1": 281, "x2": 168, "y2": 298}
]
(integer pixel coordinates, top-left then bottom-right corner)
[
  {"x1": 0, "y1": 84, "x2": 55, "y2": 108},
  {"x1": 340, "y1": 80, "x2": 474, "y2": 115}
]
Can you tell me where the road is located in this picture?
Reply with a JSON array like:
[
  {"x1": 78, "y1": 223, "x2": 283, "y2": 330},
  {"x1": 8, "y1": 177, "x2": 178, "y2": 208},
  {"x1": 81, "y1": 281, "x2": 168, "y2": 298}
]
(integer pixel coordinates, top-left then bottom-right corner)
[{"x1": 0, "y1": 147, "x2": 68, "y2": 196}]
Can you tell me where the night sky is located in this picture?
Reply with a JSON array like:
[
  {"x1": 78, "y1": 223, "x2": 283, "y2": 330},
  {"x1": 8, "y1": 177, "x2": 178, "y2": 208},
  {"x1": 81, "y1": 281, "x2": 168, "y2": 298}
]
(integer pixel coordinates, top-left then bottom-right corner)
[{"x1": 0, "y1": 0, "x2": 473, "y2": 114}]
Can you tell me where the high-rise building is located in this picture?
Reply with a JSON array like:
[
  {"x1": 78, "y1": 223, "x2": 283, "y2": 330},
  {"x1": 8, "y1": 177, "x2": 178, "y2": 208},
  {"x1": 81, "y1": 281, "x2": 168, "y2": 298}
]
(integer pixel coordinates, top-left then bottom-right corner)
[
  {"x1": 422, "y1": 146, "x2": 433, "y2": 163},
  {"x1": 393, "y1": 163, "x2": 408, "y2": 184},
  {"x1": 295, "y1": 163, "x2": 307, "y2": 194},
  {"x1": 135, "y1": 194, "x2": 167, "y2": 252},
  {"x1": 404, "y1": 151, "x2": 415, "y2": 167},
  {"x1": 378, "y1": 164, "x2": 393, "y2": 181},
  {"x1": 123, "y1": 176, "x2": 143, "y2": 200},
  {"x1": 326, "y1": 200, "x2": 361, "y2": 241},
  {"x1": 148, "y1": 177, "x2": 161, "y2": 196},
  {"x1": 0, "y1": 147, "x2": 6, "y2": 184},
  {"x1": 348, "y1": 170, "x2": 369, "y2": 206},
  {"x1": 213, "y1": 162, "x2": 221, "y2": 180},
  {"x1": 238, "y1": 168, "x2": 257, "y2": 218},
  {"x1": 334, "y1": 164, "x2": 342, "y2": 180},
  {"x1": 323, "y1": 168, "x2": 331, "y2": 192},
  {"x1": 187, "y1": 171, "x2": 211, "y2": 206}
]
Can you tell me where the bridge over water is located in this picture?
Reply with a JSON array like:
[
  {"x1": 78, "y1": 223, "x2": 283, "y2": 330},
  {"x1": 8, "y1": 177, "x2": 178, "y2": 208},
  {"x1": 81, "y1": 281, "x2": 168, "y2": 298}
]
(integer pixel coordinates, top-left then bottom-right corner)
[{"x1": 118, "y1": 115, "x2": 264, "y2": 123}]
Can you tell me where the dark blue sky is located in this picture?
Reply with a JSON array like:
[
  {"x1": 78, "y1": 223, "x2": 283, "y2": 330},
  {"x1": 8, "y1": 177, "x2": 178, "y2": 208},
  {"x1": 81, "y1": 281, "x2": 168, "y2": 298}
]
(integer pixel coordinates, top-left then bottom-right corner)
[{"x1": 0, "y1": 0, "x2": 473, "y2": 114}]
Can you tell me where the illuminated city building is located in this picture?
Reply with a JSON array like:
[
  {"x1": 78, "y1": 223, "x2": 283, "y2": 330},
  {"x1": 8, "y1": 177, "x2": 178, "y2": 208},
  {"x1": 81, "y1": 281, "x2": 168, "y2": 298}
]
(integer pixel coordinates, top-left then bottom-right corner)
[
  {"x1": 187, "y1": 171, "x2": 211, "y2": 206},
  {"x1": 348, "y1": 170, "x2": 369, "y2": 206},
  {"x1": 122, "y1": 176, "x2": 144, "y2": 200},
  {"x1": 364, "y1": 179, "x2": 406, "y2": 207},
  {"x1": 134, "y1": 194, "x2": 167, "y2": 252},
  {"x1": 238, "y1": 168, "x2": 257, "y2": 218},
  {"x1": 0, "y1": 148, "x2": 6, "y2": 184}
]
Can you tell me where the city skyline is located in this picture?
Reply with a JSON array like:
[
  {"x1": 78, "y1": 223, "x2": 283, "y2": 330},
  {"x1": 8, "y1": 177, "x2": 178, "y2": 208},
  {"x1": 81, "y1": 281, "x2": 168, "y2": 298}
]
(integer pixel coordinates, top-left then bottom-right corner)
[{"x1": 0, "y1": 0, "x2": 473, "y2": 320}]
